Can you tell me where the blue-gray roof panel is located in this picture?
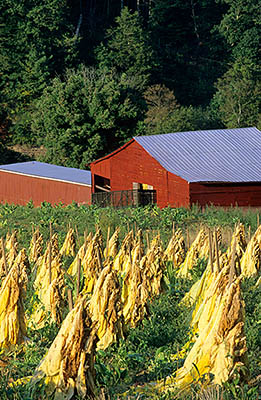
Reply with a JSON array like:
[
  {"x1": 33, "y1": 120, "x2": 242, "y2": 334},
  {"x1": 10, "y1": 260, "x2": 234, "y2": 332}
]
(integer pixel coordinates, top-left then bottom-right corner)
[
  {"x1": 134, "y1": 127, "x2": 261, "y2": 183},
  {"x1": 0, "y1": 161, "x2": 91, "y2": 186}
]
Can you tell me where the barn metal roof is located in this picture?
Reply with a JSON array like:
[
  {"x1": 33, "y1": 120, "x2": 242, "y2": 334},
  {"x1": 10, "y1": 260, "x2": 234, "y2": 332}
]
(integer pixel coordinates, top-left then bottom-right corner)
[
  {"x1": 0, "y1": 161, "x2": 91, "y2": 186},
  {"x1": 134, "y1": 127, "x2": 261, "y2": 183}
]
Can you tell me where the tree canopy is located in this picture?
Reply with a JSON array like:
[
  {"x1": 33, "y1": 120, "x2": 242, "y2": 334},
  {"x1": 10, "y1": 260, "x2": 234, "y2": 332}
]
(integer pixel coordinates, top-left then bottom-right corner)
[{"x1": 0, "y1": 1, "x2": 260, "y2": 167}]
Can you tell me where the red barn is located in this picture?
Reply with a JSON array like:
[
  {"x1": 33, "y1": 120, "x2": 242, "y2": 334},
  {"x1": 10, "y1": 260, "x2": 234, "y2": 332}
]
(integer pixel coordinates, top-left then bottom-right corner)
[
  {"x1": 0, "y1": 161, "x2": 91, "y2": 206},
  {"x1": 90, "y1": 127, "x2": 261, "y2": 208}
]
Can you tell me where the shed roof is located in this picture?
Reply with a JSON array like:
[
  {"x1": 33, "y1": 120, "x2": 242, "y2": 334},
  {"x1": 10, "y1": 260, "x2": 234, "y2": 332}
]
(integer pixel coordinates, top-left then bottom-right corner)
[
  {"x1": 0, "y1": 161, "x2": 91, "y2": 186},
  {"x1": 134, "y1": 127, "x2": 261, "y2": 183}
]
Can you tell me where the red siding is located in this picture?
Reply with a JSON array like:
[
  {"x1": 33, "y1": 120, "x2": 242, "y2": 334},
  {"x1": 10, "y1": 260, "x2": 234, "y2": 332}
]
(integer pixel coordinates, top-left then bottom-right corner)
[
  {"x1": 0, "y1": 171, "x2": 91, "y2": 206},
  {"x1": 190, "y1": 182, "x2": 261, "y2": 207},
  {"x1": 167, "y1": 172, "x2": 190, "y2": 207},
  {"x1": 91, "y1": 141, "x2": 190, "y2": 208}
]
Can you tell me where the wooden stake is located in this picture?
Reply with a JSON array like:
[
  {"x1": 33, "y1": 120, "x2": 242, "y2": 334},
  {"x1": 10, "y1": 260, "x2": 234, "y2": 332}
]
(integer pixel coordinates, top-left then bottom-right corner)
[
  {"x1": 257, "y1": 213, "x2": 260, "y2": 228},
  {"x1": 76, "y1": 255, "x2": 81, "y2": 296},
  {"x1": 75, "y1": 226, "x2": 79, "y2": 244},
  {"x1": 68, "y1": 289, "x2": 73, "y2": 311},
  {"x1": 49, "y1": 221, "x2": 52, "y2": 240},
  {"x1": 96, "y1": 247, "x2": 103, "y2": 270},
  {"x1": 33, "y1": 230, "x2": 37, "y2": 261},
  {"x1": 138, "y1": 234, "x2": 142, "y2": 261},
  {"x1": 48, "y1": 242, "x2": 52, "y2": 285},
  {"x1": 11, "y1": 232, "x2": 17, "y2": 257},
  {"x1": 106, "y1": 226, "x2": 110, "y2": 259},
  {"x1": 214, "y1": 229, "x2": 220, "y2": 273},
  {"x1": 146, "y1": 231, "x2": 150, "y2": 250},
  {"x1": 228, "y1": 227, "x2": 232, "y2": 246},
  {"x1": 186, "y1": 227, "x2": 190, "y2": 249},
  {"x1": 228, "y1": 239, "x2": 236, "y2": 286},
  {"x1": 172, "y1": 222, "x2": 175, "y2": 236},
  {"x1": 208, "y1": 229, "x2": 214, "y2": 273},
  {"x1": 128, "y1": 243, "x2": 132, "y2": 265},
  {"x1": 1, "y1": 238, "x2": 8, "y2": 275}
]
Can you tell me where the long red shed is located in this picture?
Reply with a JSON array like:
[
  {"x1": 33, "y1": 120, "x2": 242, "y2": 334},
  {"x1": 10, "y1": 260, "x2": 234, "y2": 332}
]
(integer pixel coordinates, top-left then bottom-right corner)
[
  {"x1": 0, "y1": 161, "x2": 91, "y2": 206},
  {"x1": 90, "y1": 127, "x2": 261, "y2": 208}
]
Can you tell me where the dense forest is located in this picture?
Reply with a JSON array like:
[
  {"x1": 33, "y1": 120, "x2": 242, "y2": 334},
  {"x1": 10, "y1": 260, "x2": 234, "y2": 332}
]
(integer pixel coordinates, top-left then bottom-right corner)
[{"x1": 0, "y1": 0, "x2": 260, "y2": 168}]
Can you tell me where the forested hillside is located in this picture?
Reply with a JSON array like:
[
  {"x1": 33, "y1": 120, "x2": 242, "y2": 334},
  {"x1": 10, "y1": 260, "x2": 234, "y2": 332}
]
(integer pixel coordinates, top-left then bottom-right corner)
[{"x1": 0, "y1": 1, "x2": 260, "y2": 168}]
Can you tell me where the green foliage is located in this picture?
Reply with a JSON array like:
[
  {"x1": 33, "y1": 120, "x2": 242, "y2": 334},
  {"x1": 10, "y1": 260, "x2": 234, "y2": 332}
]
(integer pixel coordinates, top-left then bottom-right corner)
[
  {"x1": 1, "y1": 0, "x2": 260, "y2": 163},
  {"x1": 212, "y1": 61, "x2": 261, "y2": 128},
  {"x1": 149, "y1": 0, "x2": 228, "y2": 105},
  {"x1": 0, "y1": 0, "x2": 77, "y2": 144},
  {"x1": 95, "y1": 288, "x2": 192, "y2": 395},
  {"x1": 218, "y1": 0, "x2": 260, "y2": 66},
  {"x1": 241, "y1": 277, "x2": 261, "y2": 379},
  {"x1": 0, "y1": 204, "x2": 260, "y2": 398},
  {"x1": 96, "y1": 7, "x2": 155, "y2": 90},
  {"x1": 31, "y1": 65, "x2": 145, "y2": 167}
]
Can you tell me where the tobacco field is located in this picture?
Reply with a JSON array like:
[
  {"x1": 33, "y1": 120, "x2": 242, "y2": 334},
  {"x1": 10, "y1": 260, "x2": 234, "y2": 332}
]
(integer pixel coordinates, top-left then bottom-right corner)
[{"x1": 0, "y1": 203, "x2": 260, "y2": 399}]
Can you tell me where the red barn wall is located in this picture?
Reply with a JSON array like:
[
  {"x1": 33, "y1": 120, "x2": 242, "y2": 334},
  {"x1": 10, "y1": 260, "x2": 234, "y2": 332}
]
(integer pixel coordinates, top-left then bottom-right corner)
[
  {"x1": 91, "y1": 141, "x2": 189, "y2": 208},
  {"x1": 190, "y1": 182, "x2": 261, "y2": 207},
  {"x1": 0, "y1": 171, "x2": 91, "y2": 206}
]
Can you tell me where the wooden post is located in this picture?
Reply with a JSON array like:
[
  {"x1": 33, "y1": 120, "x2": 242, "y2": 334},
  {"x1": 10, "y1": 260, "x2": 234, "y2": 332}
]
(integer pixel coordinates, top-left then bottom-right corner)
[
  {"x1": 146, "y1": 231, "x2": 150, "y2": 251},
  {"x1": 11, "y1": 232, "x2": 17, "y2": 257},
  {"x1": 48, "y1": 242, "x2": 52, "y2": 285},
  {"x1": 228, "y1": 239, "x2": 236, "y2": 286},
  {"x1": 214, "y1": 229, "x2": 220, "y2": 273},
  {"x1": 138, "y1": 235, "x2": 142, "y2": 261},
  {"x1": 49, "y1": 221, "x2": 53, "y2": 285},
  {"x1": 68, "y1": 288, "x2": 73, "y2": 311},
  {"x1": 76, "y1": 255, "x2": 81, "y2": 296},
  {"x1": 75, "y1": 225, "x2": 79, "y2": 244},
  {"x1": 96, "y1": 247, "x2": 103, "y2": 271},
  {"x1": 49, "y1": 221, "x2": 52, "y2": 240},
  {"x1": 128, "y1": 243, "x2": 132, "y2": 265},
  {"x1": 172, "y1": 222, "x2": 175, "y2": 236},
  {"x1": 257, "y1": 213, "x2": 260, "y2": 228},
  {"x1": 106, "y1": 226, "x2": 110, "y2": 259},
  {"x1": 186, "y1": 227, "x2": 190, "y2": 250},
  {"x1": 228, "y1": 227, "x2": 232, "y2": 246},
  {"x1": 1, "y1": 238, "x2": 8, "y2": 275},
  {"x1": 208, "y1": 229, "x2": 214, "y2": 273},
  {"x1": 33, "y1": 229, "x2": 37, "y2": 261}
]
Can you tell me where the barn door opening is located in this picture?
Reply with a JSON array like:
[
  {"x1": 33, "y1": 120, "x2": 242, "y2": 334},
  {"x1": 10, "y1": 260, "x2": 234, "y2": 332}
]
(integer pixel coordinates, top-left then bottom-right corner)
[
  {"x1": 133, "y1": 182, "x2": 156, "y2": 206},
  {"x1": 94, "y1": 174, "x2": 111, "y2": 193}
]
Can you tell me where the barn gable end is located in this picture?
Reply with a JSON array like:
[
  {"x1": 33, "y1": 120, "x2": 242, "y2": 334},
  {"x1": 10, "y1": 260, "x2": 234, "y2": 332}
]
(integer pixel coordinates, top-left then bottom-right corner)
[{"x1": 91, "y1": 140, "x2": 189, "y2": 208}]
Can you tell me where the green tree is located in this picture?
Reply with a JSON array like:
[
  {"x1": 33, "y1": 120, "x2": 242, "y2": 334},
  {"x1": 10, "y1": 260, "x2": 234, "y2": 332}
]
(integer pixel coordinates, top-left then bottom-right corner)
[
  {"x1": 211, "y1": 61, "x2": 261, "y2": 128},
  {"x1": 146, "y1": 105, "x2": 220, "y2": 135},
  {"x1": 143, "y1": 84, "x2": 221, "y2": 135},
  {"x1": 0, "y1": 0, "x2": 77, "y2": 144},
  {"x1": 218, "y1": 0, "x2": 260, "y2": 66},
  {"x1": 149, "y1": 0, "x2": 228, "y2": 106},
  {"x1": 143, "y1": 84, "x2": 180, "y2": 133},
  {"x1": 96, "y1": 7, "x2": 155, "y2": 90},
  {"x1": 31, "y1": 65, "x2": 146, "y2": 168}
]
